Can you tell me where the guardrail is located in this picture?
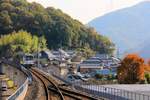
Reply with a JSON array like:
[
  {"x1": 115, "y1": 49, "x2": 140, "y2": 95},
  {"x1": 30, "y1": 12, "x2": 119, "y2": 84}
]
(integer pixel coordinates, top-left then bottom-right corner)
[
  {"x1": 1, "y1": 58, "x2": 32, "y2": 100},
  {"x1": 73, "y1": 82, "x2": 150, "y2": 100},
  {"x1": 51, "y1": 74, "x2": 150, "y2": 100},
  {"x1": 7, "y1": 78, "x2": 28, "y2": 100},
  {"x1": 1, "y1": 58, "x2": 33, "y2": 84}
]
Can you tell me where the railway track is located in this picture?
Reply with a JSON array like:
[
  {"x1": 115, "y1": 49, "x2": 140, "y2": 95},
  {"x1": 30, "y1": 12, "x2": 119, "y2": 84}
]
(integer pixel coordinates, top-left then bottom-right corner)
[
  {"x1": 0, "y1": 59, "x2": 104, "y2": 100},
  {"x1": 30, "y1": 68, "x2": 64, "y2": 100},
  {"x1": 30, "y1": 68, "x2": 103, "y2": 100}
]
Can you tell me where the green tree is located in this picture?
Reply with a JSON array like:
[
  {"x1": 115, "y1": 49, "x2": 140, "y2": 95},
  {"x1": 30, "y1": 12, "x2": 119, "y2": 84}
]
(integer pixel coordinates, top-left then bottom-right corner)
[
  {"x1": 0, "y1": 0, "x2": 115, "y2": 55},
  {"x1": 0, "y1": 30, "x2": 47, "y2": 58}
]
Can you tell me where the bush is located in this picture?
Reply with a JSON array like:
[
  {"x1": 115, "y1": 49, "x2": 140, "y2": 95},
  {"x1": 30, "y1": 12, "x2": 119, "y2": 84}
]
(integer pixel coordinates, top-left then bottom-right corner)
[
  {"x1": 0, "y1": 30, "x2": 47, "y2": 58},
  {"x1": 95, "y1": 74, "x2": 103, "y2": 79},
  {"x1": 145, "y1": 73, "x2": 150, "y2": 84}
]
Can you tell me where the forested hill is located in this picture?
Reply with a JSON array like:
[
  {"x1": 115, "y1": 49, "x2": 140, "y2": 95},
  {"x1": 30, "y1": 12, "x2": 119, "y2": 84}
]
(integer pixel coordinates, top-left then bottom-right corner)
[{"x1": 0, "y1": 0, "x2": 114, "y2": 54}]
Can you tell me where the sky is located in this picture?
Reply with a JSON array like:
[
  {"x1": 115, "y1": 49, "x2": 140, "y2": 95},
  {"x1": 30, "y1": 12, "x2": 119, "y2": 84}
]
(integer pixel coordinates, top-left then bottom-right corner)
[{"x1": 27, "y1": 0, "x2": 148, "y2": 24}]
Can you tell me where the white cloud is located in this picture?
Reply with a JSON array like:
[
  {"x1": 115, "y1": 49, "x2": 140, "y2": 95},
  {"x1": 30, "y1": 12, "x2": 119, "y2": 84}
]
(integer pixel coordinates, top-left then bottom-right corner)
[{"x1": 27, "y1": 0, "x2": 147, "y2": 23}]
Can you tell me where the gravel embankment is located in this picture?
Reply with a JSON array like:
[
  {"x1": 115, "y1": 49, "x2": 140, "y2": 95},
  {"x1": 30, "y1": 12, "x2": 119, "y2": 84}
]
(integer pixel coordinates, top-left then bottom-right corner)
[{"x1": 24, "y1": 74, "x2": 46, "y2": 100}]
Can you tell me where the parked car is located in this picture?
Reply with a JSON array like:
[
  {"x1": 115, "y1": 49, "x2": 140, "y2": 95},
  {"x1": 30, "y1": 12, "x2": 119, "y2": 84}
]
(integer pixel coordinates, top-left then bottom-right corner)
[
  {"x1": 82, "y1": 73, "x2": 91, "y2": 78},
  {"x1": 76, "y1": 72, "x2": 89, "y2": 81},
  {"x1": 67, "y1": 74, "x2": 89, "y2": 82},
  {"x1": 67, "y1": 74, "x2": 81, "y2": 82}
]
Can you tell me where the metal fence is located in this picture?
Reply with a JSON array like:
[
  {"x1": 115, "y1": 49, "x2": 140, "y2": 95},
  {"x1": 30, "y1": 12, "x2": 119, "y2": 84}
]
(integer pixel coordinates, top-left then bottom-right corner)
[
  {"x1": 73, "y1": 82, "x2": 150, "y2": 100},
  {"x1": 7, "y1": 78, "x2": 28, "y2": 100},
  {"x1": 51, "y1": 73, "x2": 150, "y2": 100}
]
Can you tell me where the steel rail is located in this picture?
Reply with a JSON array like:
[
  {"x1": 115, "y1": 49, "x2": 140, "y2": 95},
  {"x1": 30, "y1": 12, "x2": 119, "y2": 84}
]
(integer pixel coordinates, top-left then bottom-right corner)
[
  {"x1": 30, "y1": 69, "x2": 50, "y2": 100},
  {"x1": 30, "y1": 68, "x2": 65, "y2": 100},
  {"x1": 31, "y1": 68, "x2": 104, "y2": 100}
]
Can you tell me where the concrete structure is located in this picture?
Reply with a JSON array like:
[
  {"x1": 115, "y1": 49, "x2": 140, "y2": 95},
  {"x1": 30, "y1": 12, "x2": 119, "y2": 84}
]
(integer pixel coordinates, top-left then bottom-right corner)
[
  {"x1": 68, "y1": 63, "x2": 77, "y2": 74},
  {"x1": 0, "y1": 62, "x2": 3, "y2": 75},
  {"x1": 7, "y1": 78, "x2": 29, "y2": 100},
  {"x1": 0, "y1": 64, "x2": 27, "y2": 100},
  {"x1": 59, "y1": 66, "x2": 68, "y2": 76}
]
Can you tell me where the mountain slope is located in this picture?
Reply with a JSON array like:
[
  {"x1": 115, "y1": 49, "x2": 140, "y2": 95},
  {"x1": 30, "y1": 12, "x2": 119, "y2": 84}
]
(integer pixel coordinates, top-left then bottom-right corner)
[
  {"x1": 0, "y1": 0, "x2": 114, "y2": 54},
  {"x1": 138, "y1": 42, "x2": 150, "y2": 59},
  {"x1": 88, "y1": 1, "x2": 150, "y2": 57},
  {"x1": 125, "y1": 39, "x2": 150, "y2": 59}
]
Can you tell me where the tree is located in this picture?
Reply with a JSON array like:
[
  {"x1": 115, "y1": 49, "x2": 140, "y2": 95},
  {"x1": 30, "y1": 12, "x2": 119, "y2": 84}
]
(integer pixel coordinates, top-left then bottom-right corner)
[
  {"x1": 148, "y1": 59, "x2": 150, "y2": 66},
  {"x1": 0, "y1": 30, "x2": 47, "y2": 58},
  {"x1": 0, "y1": 0, "x2": 114, "y2": 54},
  {"x1": 117, "y1": 54, "x2": 145, "y2": 84},
  {"x1": 76, "y1": 44, "x2": 95, "y2": 59},
  {"x1": 144, "y1": 59, "x2": 150, "y2": 72}
]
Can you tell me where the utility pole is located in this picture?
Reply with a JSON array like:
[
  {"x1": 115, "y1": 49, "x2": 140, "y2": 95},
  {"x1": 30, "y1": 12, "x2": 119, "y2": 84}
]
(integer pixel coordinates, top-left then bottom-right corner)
[
  {"x1": 0, "y1": 61, "x2": 4, "y2": 99},
  {"x1": 0, "y1": 61, "x2": 3, "y2": 75},
  {"x1": 37, "y1": 33, "x2": 42, "y2": 68},
  {"x1": 37, "y1": 39, "x2": 40, "y2": 68}
]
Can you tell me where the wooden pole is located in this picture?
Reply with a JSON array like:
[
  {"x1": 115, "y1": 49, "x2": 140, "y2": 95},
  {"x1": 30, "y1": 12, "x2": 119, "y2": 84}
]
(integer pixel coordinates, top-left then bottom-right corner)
[{"x1": 0, "y1": 62, "x2": 3, "y2": 75}]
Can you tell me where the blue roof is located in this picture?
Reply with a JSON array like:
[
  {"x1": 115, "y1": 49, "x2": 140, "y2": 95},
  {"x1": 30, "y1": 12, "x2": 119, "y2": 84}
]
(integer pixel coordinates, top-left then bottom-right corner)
[{"x1": 96, "y1": 69, "x2": 116, "y2": 75}]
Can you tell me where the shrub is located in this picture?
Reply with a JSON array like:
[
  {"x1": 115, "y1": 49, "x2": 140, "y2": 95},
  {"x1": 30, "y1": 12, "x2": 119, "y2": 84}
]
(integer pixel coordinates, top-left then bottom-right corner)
[
  {"x1": 95, "y1": 74, "x2": 103, "y2": 79},
  {"x1": 145, "y1": 73, "x2": 150, "y2": 84}
]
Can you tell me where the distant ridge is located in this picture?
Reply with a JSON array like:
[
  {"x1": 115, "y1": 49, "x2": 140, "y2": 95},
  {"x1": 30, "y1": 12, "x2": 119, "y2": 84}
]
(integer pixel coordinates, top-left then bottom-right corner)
[{"x1": 88, "y1": 1, "x2": 150, "y2": 58}]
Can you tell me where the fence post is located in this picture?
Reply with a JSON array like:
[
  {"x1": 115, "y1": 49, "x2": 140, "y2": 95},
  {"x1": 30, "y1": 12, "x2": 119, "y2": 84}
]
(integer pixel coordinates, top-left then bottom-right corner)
[
  {"x1": 102, "y1": 86, "x2": 104, "y2": 97},
  {"x1": 134, "y1": 92, "x2": 136, "y2": 100}
]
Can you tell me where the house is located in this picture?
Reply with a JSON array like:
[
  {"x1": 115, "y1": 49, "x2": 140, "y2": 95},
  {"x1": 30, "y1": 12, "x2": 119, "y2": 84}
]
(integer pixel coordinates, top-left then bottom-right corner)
[
  {"x1": 66, "y1": 50, "x2": 76, "y2": 57},
  {"x1": 77, "y1": 55, "x2": 120, "y2": 75},
  {"x1": 40, "y1": 50, "x2": 56, "y2": 61},
  {"x1": 95, "y1": 54, "x2": 109, "y2": 59},
  {"x1": 58, "y1": 49, "x2": 70, "y2": 59},
  {"x1": 95, "y1": 69, "x2": 117, "y2": 76},
  {"x1": 71, "y1": 55, "x2": 83, "y2": 64},
  {"x1": 78, "y1": 60, "x2": 103, "y2": 73},
  {"x1": 52, "y1": 49, "x2": 71, "y2": 61}
]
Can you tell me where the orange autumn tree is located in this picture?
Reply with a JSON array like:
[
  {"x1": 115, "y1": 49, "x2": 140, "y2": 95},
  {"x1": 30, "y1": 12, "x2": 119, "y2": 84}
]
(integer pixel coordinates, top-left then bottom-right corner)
[
  {"x1": 148, "y1": 59, "x2": 150, "y2": 66},
  {"x1": 117, "y1": 54, "x2": 145, "y2": 84},
  {"x1": 144, "y1": 59, "x2": 150, "y2": 71}
]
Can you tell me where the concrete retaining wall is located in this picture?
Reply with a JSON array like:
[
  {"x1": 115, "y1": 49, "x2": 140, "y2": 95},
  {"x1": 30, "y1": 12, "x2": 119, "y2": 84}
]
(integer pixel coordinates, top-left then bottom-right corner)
[{"x1": 7, "y1": 78, "x2": 28, "y2": 100}]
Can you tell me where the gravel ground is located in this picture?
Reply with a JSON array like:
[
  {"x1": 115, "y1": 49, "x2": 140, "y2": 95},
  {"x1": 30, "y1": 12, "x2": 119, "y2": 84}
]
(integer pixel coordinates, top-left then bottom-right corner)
[
  {"x1": 24, "y1": 74, "x2": 45, "y2": 100},
  {"x1": 4, "y1": 64, "x2": 26, "y2": 87},
  {"x1": 43, "y1": 64, "x2": 61, "y2": 76}
]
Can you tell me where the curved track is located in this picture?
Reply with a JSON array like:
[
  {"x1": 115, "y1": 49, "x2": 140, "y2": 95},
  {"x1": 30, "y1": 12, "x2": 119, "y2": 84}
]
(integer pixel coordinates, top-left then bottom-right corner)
[
  {"x1": 30, "y1": 69, "x2": 50, "y2": 100},
  {"x1": 30, "y1": 68, "x2": 103, "y2": 100},
  {"x1": 30, "y1": 68, "x2": 65, "y2": 100}
]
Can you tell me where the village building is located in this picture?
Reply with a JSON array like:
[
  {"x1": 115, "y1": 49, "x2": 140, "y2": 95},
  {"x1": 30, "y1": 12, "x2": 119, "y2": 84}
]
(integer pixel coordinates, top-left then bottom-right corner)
[
  {"x1": 77, "y1": 55, "x2": 120, "y2": 75},
  {"x1": 78, "y1": 60, "x2": 103, "y2": 73}
]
